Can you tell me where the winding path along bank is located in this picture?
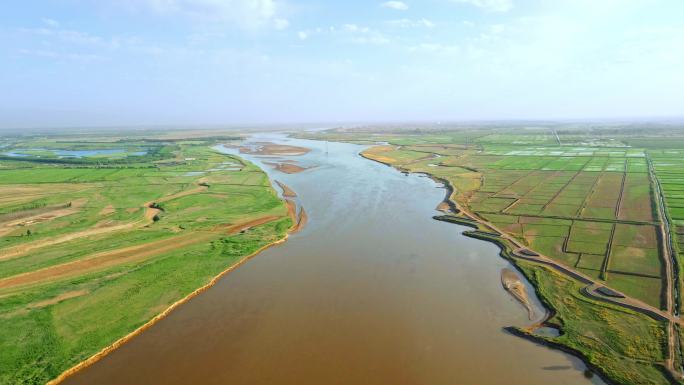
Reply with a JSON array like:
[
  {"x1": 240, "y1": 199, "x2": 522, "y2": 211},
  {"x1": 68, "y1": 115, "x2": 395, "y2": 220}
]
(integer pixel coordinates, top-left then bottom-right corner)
[
  {"x1": 362, "y1": 145, "x2": 683, "y2": 383},
  {"x1": 48, "y1": 171, "x2": 303, "y2": 385},
  {"x1": 61, "y1": 134, "x2": 604, "y2": 385}
]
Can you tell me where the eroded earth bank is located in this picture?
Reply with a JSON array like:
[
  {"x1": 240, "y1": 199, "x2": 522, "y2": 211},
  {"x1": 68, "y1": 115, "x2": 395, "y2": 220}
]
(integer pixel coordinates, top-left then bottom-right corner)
[{"x1": 62, "y1": 134, "x2": 604, "y2": 385}]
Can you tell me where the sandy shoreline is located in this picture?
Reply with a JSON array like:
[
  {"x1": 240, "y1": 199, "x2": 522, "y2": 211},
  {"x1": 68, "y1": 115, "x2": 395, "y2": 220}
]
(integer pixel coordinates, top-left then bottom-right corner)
[
  {"x1": 358, "y1": 147, "x2": 646, "y2": 385},
  {"x1": 48, "y1": 181, "x2": 304, "y2": 385},
  {"x1": 47, "y1": 236, "x2": 290, "y2": 385},
  {"x1": 501, "y1": 268, "x2": 534, "y2": 320},
  {"x1": 264, "y1": 161, "x2": 311, "y2": 174},
  {"x1": 275, "y1": 180, "x2": 297, "y2": 198},
  {"x1": 358, "y1": 147, "x2": 619, "y2": 379},
  {"x1": 239, "y1": 143, "x2": 311, "y2": 156}
]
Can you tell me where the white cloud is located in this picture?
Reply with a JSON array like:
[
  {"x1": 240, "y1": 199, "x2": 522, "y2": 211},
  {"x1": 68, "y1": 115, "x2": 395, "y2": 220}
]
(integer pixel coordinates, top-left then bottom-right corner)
[
  {"x1": 341, "y1": 24, "x2": 388, "y2": 45},
  {"x1": 381, "y1": 1, "x2": 409, "y2": 11},
  {"x1": 18, "y1": 22, "x2": 164, "y2": 56},
  {"x1": 352, "y1": 35, "x2": 389, "y2": 45},
  {"x1": 343, "y1": 24, "x2": 365, "y2": 33},
  {"x1": 421, "y1": 18, "x2": 435, "y2": 28},
  {"x1": 489, "y1": 24, "x2": 505, "y2": 34},
  {"x1": 121, "y1": 0, "x2": 288, "y2": 30},
  {"x1": 41, "y1": 18, "x2": 60, "y2": 28},
  {"x1": 451, "y1": 0, "x2": 513, "y2": 13},
  {"x1": 387, "y1": 18, "x2": 434, "y2": 28},
  {"x1": 18, "y1": 48, "x2": 104, "y2": 61},
  {"x1": 19, "y1": 27, "x2": 106, "y2": 46},
  {"x1": 409, "y1": 43, "x2": 461, "y2": 56},
  {"x1": 274, "y1": 18, "x2": 289, "y2": 30},
  {"x1": 300, "y1": 24, "x2": 390, "y2": 45}
]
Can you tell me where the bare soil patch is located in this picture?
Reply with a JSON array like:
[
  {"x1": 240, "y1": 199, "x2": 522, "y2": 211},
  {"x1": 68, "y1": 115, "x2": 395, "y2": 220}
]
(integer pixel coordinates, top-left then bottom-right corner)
[
  {"x1": 264, "y1": 161, "x2": 310, "y2": 174},
  {"x1": 0, "y1": 214, "x2": 286, "y2": 290},
  {"x1": 144, "y1": 185, "x2": 208, "y2": 221},
  {"x1": 0, "y1": 199, "x2": 87, "y2": 238},
  {"x1": 501, "y1": 268, "x2": 535, "y2": 320},
  {"x1": 0, "y1": 232, "x2": 212, "y2": 289},
  {"x1": 436, "y1": 202, "x2": 451, "y2": 212},
  {"x1": 240, "y1": 143, "x2": 310, "y2": 156},
  {"x1": 28, "y1": 290, "x2": 89, "y2": 309},
  {"x1": 99, "y1": 205, "x2": 115, "y2": 216},
  {"x1": 294, "y1": 206, "x2": 308, "y2": 233},
  {"x1": 214, "y1": 216, "x2": 282, "y2": 234},
  {"x1": 275, "y1": 180, "x2": 297, "y2": 197}
]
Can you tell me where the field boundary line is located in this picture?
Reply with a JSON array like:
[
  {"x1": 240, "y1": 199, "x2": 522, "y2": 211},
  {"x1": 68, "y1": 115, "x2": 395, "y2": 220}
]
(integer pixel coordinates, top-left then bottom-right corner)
[{"x1": 46, "y1": 232, "x2": 292, "y2": 385}]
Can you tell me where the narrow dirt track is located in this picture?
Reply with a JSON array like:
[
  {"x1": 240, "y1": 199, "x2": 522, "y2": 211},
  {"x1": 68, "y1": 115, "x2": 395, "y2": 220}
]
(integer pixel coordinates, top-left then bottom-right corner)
[
  {"x1": 364, "y1": 148, "x2": 684, "y2": 379},
  {"x1": 0, "y1": 215, "x2": 283, "y2": 290},
  {"x1": 0, "y1": 232, "x2": 213, "y2": 290},
  {"x1": 647, "y1": 154, "x2": 680, "y2": 378},
  {"x1": 0, "y1": 186, "x2": 209, "y2": 262},
  {"x1": 0, "y1": 222, "x2": 140, "y2": 262},
  {"x1": 143, "y1": 186, "x2": 208, "y2": 221},
  {"x1": 0, "y1": 199, "x2": 87, "y2": 237}
]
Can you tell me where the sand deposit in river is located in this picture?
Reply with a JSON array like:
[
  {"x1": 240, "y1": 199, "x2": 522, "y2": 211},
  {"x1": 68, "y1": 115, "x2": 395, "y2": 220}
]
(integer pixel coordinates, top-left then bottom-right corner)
[
  {"x1": 239, "y1": 142, "x2": 310, "y2": 156},
  {"x1": 276, "y1": 180, "x2": 297, "y2": 198},
  {"x1": 501, "y1": 268, "x2": 535, "y2": 320},
  {"x1": 264, "y1": 161, "x2": 311, "y2": 174}
]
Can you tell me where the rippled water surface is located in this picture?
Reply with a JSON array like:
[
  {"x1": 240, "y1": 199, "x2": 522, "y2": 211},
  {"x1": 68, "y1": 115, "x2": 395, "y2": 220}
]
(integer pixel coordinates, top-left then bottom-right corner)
[{"x1": 64, "y1": 133, "x2": 605, "y2": 385}]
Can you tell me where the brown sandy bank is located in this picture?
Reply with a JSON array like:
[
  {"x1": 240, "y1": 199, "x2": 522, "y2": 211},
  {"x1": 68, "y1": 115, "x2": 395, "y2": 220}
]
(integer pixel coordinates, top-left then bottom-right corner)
[
  {"x1": 501, "y1": 268, "x2": 535, "y2": 320},
  {"x1": 292, "y1": 206, "x2": 308, "y2": 233},
  {"x1": 264, "y1": 161, "x2": 312, "y2": 174},
  {"x1": 435, "y1": 201, "x2": 451, "y2": 212},
  {"x1": 46, "y1": 234, "x2": 290, "y2": 385},
  {"x1": 239, "y1": 142, "x2": 310, "y2": 156},
  {"x1": 276, "y1": 180, "x2": 297, "y2": 198},
  {"x1": 0, "y1": 216, "x2": 283, "y2": 290},
  {"x1": 47, "y1": 184, "x2": 303, "y2": 385}
]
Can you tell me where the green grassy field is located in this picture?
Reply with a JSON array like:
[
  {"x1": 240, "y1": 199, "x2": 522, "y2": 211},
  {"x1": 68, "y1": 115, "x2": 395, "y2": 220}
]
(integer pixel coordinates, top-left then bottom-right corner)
[
  {"x1": 363, "y1": 141, "x2": 663, "y2": 308},
  {"x1": 0, "y1": 133, "x2": 292, "y2": 385},
  {"x1": 320, "y1": 124, "x2": 684, "y2": 385}
]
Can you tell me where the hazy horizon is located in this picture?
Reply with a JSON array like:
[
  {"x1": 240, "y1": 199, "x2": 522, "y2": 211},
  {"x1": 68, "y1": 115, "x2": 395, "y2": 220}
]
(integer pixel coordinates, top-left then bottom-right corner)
[
  {"x1": 4, "y1": 116, "x2": 684, "y2": 134},
  {"x1": 2, "y1": 0, "x2": 683, "y2": 129}
]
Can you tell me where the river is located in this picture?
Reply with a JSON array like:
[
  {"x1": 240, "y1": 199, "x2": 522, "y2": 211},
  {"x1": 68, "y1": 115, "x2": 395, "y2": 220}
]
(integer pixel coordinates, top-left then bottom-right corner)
[{"x1": 63, "y1": 133, "x2": 604, "y2": 385}]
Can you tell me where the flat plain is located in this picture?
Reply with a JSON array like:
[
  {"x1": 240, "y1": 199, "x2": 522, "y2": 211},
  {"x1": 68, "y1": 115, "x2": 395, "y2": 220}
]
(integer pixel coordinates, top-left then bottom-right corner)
[
  {"x1": 5, "y1": 125, "x2": 684, "y2": 385},
  {"x1": 300, "y1": 124, "x2": 684, "y2": 385},
  {"x1": 0, "y1": 132, "x2": 293, "y2": 385}
]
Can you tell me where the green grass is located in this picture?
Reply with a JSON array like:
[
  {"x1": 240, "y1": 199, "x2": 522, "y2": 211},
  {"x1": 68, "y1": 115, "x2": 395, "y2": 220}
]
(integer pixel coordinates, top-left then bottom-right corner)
[
  {"x1": 387, "y1": 141, "x2": 666, "y2": 313},
  {"x1": 520, "y1": 260, "x2": 669, "y2": 385},
  {"x1": 0, "y1": 137, "x2": 292, "y2": 385},
  {"x1": 322, "y1": 126, "x2": 677, "y2": 385}
]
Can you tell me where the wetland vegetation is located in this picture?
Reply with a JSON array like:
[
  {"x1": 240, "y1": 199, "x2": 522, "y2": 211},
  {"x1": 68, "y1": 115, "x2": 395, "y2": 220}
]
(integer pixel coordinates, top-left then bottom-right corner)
[
  {"x1": 0, "y1": 131, "x2": 294, "y2": 385},
  {"x1": 3, "y1": 123, "x2": 684, "y2": 385},
  {"x1": 301, "y1": 123, "x2": 684, "y2": 385}
]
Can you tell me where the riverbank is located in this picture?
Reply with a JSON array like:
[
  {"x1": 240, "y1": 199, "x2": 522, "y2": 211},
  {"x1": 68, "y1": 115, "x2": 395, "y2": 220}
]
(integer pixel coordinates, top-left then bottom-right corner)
[
  {"x1": 48, "y1": 231, "x2": 292, "y2": 385},
  {"x1": 58, "y1": 133, "x2": 613, "y2": 385},
  {"x1": 40, "y1": 161, "x2": 304, "y2": 385},
  {"x1": 358, "y1": 145, "x2": 673, "y2": 385}
]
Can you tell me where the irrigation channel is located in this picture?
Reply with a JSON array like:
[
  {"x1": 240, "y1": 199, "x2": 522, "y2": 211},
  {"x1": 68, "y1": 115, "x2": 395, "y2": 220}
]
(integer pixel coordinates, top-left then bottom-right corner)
[{"x1": 62, "y1": 133, "x2": 605, "y2": 385}]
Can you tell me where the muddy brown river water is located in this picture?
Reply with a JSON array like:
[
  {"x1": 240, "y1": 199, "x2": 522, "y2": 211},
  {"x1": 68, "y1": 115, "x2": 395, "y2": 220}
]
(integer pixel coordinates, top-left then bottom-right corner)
[{"x1": 63, "y1": 133, "x2": 605, "y2": 385}]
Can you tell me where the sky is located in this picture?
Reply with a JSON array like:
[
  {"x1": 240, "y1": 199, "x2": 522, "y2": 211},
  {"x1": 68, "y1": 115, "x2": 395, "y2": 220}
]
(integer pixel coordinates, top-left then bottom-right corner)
[{"x1": 1, "y1": 0, "x2": 683, "y2": 128}]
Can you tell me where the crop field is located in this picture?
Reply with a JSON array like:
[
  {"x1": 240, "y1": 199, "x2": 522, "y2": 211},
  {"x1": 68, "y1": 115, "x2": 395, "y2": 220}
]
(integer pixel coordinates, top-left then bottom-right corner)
[
  {"x1": 0, "y1": 134, "x2": 292, "y2": 385},
  {"x1": 651, "y1": 152, "x2": 684, "y2": 229},
  {"x1": 337, "y1": 125, "x2": 684, "y2": 385},
  {"x1": 364, "y1": 143, "x2": 663, "y2": 307}
]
